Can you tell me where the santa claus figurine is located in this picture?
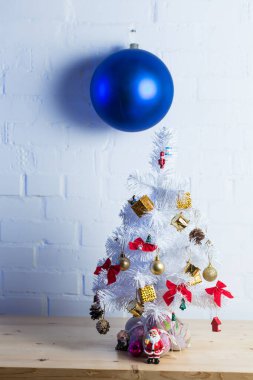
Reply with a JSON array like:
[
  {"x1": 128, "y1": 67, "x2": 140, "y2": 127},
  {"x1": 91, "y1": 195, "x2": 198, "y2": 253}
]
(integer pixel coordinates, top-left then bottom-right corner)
[{"x1": 143, "y1": 327, "x2": 164, "y2": 364}]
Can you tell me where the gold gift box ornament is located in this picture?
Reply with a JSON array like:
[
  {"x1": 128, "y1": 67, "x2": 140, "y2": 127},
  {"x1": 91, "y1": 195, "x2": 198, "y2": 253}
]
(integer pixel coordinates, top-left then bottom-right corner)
[
  {"x1": 177, "y1": 192, "x2": 192, "y2": 209},
  {"x1": 184, "y1": 261, "x2": 202, "y2": 286},
  {"x1": 139, "y1": 285, "x2": 157, "y2": 303},
  {"x1": 127, "y1": 299, "x2": 144, "y2": 317},
  {"x1": 128, "y1": 195, "x2": 154, "y2": 218},
  {"x1": 171, "y1": 212, "x2": 190, "y2": 231}
]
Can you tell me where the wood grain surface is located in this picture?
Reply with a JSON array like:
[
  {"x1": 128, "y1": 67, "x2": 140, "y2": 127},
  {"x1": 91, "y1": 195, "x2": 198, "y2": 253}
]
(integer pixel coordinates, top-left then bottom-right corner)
[{"x1": 0, "y1": 317, "x2": 252, "y2": 380}]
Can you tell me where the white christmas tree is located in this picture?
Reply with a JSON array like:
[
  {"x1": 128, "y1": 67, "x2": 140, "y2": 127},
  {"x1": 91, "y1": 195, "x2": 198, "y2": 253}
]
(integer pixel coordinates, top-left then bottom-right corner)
[{"x1": 91, "y1": 127, "x2": 233, "y2": 355}]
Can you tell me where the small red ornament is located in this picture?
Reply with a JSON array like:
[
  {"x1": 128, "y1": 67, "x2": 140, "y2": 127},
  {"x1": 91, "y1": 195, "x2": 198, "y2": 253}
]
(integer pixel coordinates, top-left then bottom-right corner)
[
  {"x1": 163, "y1": 280, "x2": 192, "y2": 306},
  {"x1": 94, "y1": 258, "x2": 120, "y2": 285},
  {"x1": 205, "y1": 281, "x2": 233, "y2": 307},
  {"x1": 211, "y1": 317, "x2": 221, "y2": 332},
  {"x1": 128, "y1": 237, "x2": 157, "y2": 252},
  {"x1": 158, "y1": 151, "x2": 166, "y2": 169}
]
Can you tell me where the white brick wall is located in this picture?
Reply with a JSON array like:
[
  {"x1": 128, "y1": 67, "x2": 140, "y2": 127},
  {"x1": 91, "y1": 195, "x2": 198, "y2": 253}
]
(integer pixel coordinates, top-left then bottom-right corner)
[{"x1": 0, "y1": 0, "x2": 252, "y2": 319}]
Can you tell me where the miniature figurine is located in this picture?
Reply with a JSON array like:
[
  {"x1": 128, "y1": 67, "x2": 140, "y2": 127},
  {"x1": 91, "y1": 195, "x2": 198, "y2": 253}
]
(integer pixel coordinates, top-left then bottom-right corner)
[
  {"x1": 115, "y1": 330, "x2": 129, "y2": 351},
  {"x1": 143, "y1": 327, "x2": 164, "y2": 364}
]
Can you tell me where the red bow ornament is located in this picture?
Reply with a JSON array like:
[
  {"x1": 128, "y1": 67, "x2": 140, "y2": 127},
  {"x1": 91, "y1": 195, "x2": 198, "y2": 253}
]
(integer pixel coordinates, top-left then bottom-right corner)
[
  {"x1": 128, "y1": 237, "x2": 157, "y2": 252},
  {"x1": 205, "y1": 280, "x2": 233, "y2": 307},
  {"x1": 163, "y1": 280, "x2": 192, "y2": 306},
  {"x1": 94, "y1": 258, "x2": 120, "y2": 285}
]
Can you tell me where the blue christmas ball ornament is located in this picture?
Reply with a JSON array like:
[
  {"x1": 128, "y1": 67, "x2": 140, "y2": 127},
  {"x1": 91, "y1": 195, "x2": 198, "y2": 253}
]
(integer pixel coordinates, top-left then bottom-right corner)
[{"x1": 90, "y1": 46, "x2": 174, "y2": 132}]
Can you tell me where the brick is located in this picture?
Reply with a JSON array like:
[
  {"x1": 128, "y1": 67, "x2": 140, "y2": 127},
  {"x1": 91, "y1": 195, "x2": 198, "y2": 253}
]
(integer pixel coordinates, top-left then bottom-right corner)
[
  {"x1": 83, "y1": 273, "x2": 94, "y2": 296},
  {"x1": 208, "y1": 224, "x2": 251, "y2": 255},
  {"x1": 82, "y1": 221, "x2": 113, "y2": 247},
  {"x1": 191, "y1": 175, "x2": 234, "y2": 203},
  {"x1": 48, "y1": 295, "x2": 126, "y2": 317},
  {"x1": 46, "y1": 198, "x2": 87, "y2": 220},
  {"x1": 6, "y1": 71, "x2": 44, "y2": 96},
  {"x1": 0, "y1": 197, "x2": 42, "y2": 219},
  {"x1": 36, "y1": 246, "x2": 78, "y2": 270},
  {"x1": 165, "y1": 48, "x2": 247, "y2": 80},
  {"x1": 107, "y1": 132, "x2": 153, "y2": 176},
  {"x1": 0, "y1": 145, "x2": 18, "y2": 173},
  {"x1": 27, "y1": 174, "x2": 63, "y2": 196},
  {"x1": 0, "y1": 246, "x2": 33, "y2": 268},
  {"x1": 0, "y1": 47, "x2": 32, "y2": 71},
  {"x1": 0, "y1": 271, "x2": 3, "y2": 295},
  {"x1": 70, "y1": 0, "x2": 153, "y2": 24},
  {"x1": 0, "y1": 174, "x2": 21, "y2": 195},
  {"x1": 244, "y1": 273, "x2": 253, "y2": 301},
  {"x1": 66, "y1": 173, "x2": 99, "y2": 198},
  {"x1": 3, "y1": 271, "x2": 80, "y2": 294},
  {"x1": 0, "y1": 145, "x2": 36, "y2": 174},
  {"x1": 59, "y1": 149, "x2": 95, "y2": 174},
  {"x1": 99, "y1": 200, "x2": 124, "y2": 224},
  {"x1": 12, "y1": 123, "x2": 68, "y2": 146},
  {"x1": 77, "y1": 247, "x2": 101, "y2": 272},
  {"x1": 0, "y1": 72, "x2": 4, "y2": 95},
  {"x1": 66, "y1": 175, "x2": 89, "y2": 197},
  {"x1": 0, "y1": 20, "x2": 63, "y2": 48},
  {"x1": 48, "y1": 296, "x2": 93, "y2": 317},
  {"x1": 0, "y1": 96, "x2": 41, "y2": 124},
  {"x1": 158, "y1": 0, "x2": 246, "y2": 25},
  {"x1": 31, "y1": 148, "x2": 60, "y2": 174},
  {"x1": 18, "y1": 147, "x2": 36, "y2": 173},
  {"x1": 103, "y1": 175, "x2": 130, "y2": 203},
  {"x1": 198, "y1": 77, "x2": 253, "y2": 101},
  {"x1": 1, "y1": 221, "x2": 77, "y2": 244},
  {"x1": 0, "y1": 296, "x2": 47, "y2": 316},
  {"x1": 0, "y1": 0, "x2": 66, "y2": 21},
  {"x1": 208, "y1": 200, "x2": 251, "y2": 225}
]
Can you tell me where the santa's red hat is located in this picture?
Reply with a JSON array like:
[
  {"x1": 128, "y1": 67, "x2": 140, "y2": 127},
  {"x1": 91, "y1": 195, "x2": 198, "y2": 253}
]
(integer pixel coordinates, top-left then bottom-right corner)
[{"x1": 149, "y1": 327, "x2": 159, "y2": 333}]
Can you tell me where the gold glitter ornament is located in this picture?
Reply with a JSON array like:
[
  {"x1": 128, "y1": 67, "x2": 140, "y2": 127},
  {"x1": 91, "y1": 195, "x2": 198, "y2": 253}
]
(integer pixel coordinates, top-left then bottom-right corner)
[
  {"x1": 119, "y1": 252, "x2": 130, "y2": 271},
  {"x1": 177, "y1": 192, "x2": 192, "y2": 209},
  {"x1": 150, "y1": 255, "x2": 165, "y2": 275},
  {"x1": 171, "y1": 213, "x2": 190, "y2": 231},
  {"x1": 130, "y1": 195, "x2": 154, "y2": 217},
  {"x1": 139, "y1": 285, "x2": 157, "y2": 303},
  {"x1": 203, "y1": 263, "x2": 218, "y2": 282},
  {"x1": 127, "y1": 299, "x2": 144, "y2": 317}
]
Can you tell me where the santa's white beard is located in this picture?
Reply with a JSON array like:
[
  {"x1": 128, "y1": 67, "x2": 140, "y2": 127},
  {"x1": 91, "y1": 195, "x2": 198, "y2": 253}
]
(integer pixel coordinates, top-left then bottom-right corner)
[{"x1": 149, "y1": 334, "x2": 160, "y2": 350}]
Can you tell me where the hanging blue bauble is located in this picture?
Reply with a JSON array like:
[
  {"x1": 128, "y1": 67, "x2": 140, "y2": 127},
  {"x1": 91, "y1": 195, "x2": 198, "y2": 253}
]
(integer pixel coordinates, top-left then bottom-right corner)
[{"x1": 90, "y1": 46, "x2": 174, "y2": 132}]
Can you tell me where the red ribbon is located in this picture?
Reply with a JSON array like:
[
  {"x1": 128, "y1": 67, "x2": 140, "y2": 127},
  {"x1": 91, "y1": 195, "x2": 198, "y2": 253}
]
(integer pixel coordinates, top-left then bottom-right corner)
[
  {"x1": 94, "y1": 258, "x2": 120, "y2": 285},
  {"x1": 163, "y1": 280, "x2": 192, "y2": 306},
  {"x1": 128, "y1": 237, "x2": 157, "y2": 252},
  {"x1": 205, "y1": 281, "x2": 233, "y2": 307}
]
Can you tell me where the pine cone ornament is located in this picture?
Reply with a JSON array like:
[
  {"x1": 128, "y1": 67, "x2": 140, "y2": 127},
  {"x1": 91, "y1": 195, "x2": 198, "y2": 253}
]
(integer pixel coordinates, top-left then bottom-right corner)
[
  {"x1": 189, "y1": 228, "x2": 205, "y2": 245},
  {"x1": 96, "y1": 319, "x2": 110, "y2": 334},
  {"x1": 89, "y1": 303, "x2": 103, "y2": 320}
]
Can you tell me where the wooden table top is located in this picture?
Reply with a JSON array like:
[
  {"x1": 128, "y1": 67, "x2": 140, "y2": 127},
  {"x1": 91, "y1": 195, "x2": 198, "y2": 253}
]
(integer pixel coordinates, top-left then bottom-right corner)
[{"x1": 0, "y1": 317, "x2": 252, "y2": 380}]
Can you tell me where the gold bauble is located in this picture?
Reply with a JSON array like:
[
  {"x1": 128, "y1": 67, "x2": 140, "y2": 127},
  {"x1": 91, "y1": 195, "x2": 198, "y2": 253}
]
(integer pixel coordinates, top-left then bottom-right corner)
[
  {"x1": 151, "y1": 255, "x2": 165, "y2": 275},
  {"x1": 203, "y1": 263, "x2": 218, "y2": 282},
  {"x1": 119, "y1": 253, "x2": 130, "y2": 271}
]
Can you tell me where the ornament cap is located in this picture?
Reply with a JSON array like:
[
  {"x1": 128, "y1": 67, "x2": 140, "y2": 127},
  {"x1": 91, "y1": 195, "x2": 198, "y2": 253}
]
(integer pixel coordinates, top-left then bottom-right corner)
[{"x1": 130, "y1": 42, "x2": 139, "y2": 49}]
